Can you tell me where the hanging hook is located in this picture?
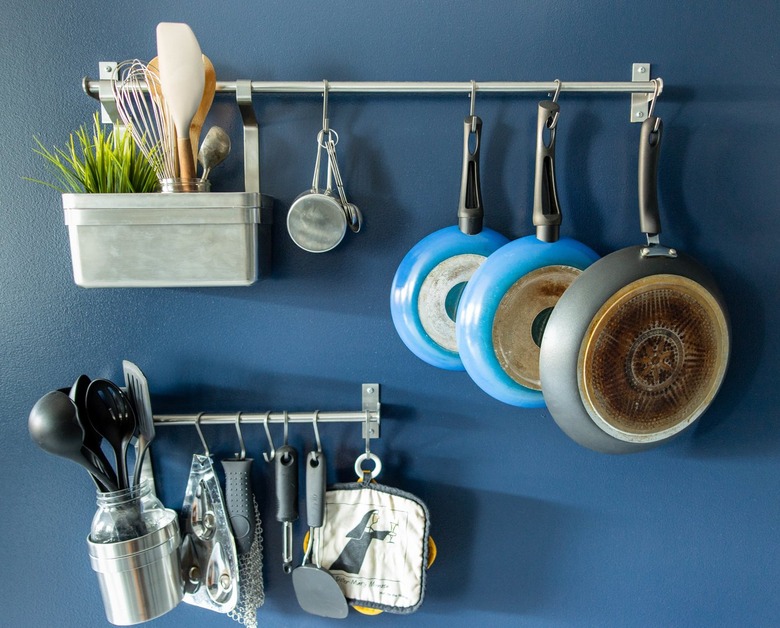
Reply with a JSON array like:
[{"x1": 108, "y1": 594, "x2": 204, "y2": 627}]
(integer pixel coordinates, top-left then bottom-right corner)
[
  {"x1": 233, "y1": 412, "x2": 246, "y2": 460},
  {"x1": 311, "y1": 410, "x2": 323, "y2": 454},
  {"x1": 547, "y1": 79, "x2": 562, "y2": 129},
  {"x1": 322, "y1": 80, "x2": 330, "y2": 134},
  {"x1": 262, "y1": 411, "x2": 276, "y2": 463},
  {"x1": 283, "y1": 410, "x2": 290, "y2": 446},
  {"x1": 194, "y1": 412, "x2": 211, "y2": 457},
  {"x1": 551, "y1": 78, "x2": 562, "y2": 103},
  {"x1": 469, "y1": 80, "x2": 478, "y2": 132},
  {"x1": 364, "y1": 411, "x2": 372, "y2": 459},
  {"x1": 648, "y1": 78, "x2": 662, "y2": 131}
]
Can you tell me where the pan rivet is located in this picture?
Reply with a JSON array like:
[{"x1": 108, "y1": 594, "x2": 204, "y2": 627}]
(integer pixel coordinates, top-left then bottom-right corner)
[
  {"x1": 220, "y1": 573, "x2": 232, "y2": 590},
  {"x1": 638, "y1": 66, "x2": 647, "y2": 74},
  {"x1": 636, "y1": 111, "x2": 645, "y2": 118},
  {"x1": 366, "y1": 387, "x2": 374, "y2": 394}
]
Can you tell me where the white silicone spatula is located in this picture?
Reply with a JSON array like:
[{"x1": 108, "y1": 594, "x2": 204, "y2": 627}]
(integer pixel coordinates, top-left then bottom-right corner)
[{"x1": 156, "y1": 22, "x2": 205, "y2": 182}]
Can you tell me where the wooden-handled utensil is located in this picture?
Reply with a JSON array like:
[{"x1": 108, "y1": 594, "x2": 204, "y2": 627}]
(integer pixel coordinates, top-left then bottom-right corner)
[{"x1": 155, "y1": 22, "x2": 205, "y2": 182}]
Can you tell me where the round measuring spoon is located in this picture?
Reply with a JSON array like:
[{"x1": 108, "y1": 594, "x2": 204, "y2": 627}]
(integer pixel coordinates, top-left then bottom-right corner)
[
  {"x1": 86, "y1": 379, "x2": 137, "y2": 490},
  {"x1": 28, "y1": 390, "x2": 119, "y2": 491}
]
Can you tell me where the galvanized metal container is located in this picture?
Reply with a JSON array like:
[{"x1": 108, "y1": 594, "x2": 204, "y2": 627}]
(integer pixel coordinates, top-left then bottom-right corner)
[{"x1": 62, "y1": 192, "x2": 273, "y2": 287}]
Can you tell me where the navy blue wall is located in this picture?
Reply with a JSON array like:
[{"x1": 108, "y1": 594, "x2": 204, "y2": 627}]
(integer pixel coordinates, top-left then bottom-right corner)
[{"x1": 2, "y1": 1, "x2": 779, "y2": 626}]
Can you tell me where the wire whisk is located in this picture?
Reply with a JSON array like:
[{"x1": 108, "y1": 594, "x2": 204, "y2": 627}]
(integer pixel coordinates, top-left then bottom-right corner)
[{"x1": 112, "y1": 59, "x2": 177, "y2": 183}]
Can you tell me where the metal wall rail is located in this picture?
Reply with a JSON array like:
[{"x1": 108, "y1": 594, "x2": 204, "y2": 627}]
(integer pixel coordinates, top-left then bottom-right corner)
[
  {"x1": 83, "y1": 62, "x2": 662, "y2": 122},
  {"x1": 151, "y1": 383, "x2": 381, "y2": 440},
  {"x1": 209, "y1": 79, "x2": 659, "y2": 94}
]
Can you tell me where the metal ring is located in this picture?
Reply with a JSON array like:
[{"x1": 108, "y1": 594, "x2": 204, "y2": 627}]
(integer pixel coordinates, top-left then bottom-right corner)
[
  {"x1": 317, "y1": 128, "x2": 338, "y2": 149},
  {"x1": 354, "y1": 452, "x2": 382, "y2": 480}
]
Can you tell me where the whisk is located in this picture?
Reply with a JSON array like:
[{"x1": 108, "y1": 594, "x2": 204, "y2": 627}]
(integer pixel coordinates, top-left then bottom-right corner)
[{"x1": 112, "y1": 59, "x2": 177, "y2": 183}]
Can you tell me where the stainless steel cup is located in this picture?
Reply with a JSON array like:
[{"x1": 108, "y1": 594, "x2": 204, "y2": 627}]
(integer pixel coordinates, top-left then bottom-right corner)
[{"x1": 87, "y1": 510, "x2": 183, "y2": 625}]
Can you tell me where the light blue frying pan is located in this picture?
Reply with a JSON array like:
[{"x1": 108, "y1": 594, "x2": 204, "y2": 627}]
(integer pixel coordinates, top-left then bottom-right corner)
[
  {"x1": 456, "y1": 100, "x2": 599, "y2": 405},
  {"x1": 391, "y1": 116, "x2": 509, "y2": 370}
]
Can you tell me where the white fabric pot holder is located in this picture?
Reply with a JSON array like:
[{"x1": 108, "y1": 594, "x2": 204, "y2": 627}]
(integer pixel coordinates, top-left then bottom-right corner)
[{"x1": 318, "y1": 481, "x2": 431, "y2": 614}]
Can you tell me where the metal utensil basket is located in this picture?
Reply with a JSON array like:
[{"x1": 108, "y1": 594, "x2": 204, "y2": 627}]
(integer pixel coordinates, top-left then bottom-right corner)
[{"x1": 64, "y1": 75, "x2": 271, "y2": 288}]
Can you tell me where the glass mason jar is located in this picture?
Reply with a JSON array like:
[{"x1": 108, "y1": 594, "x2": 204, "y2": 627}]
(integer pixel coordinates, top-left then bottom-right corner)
[
  {"x1": 160, "y1": 177, "x2": 211, "y2": 193},
  {"x1": 90, "y1": 480, "x2": 169, "y2": 544}
]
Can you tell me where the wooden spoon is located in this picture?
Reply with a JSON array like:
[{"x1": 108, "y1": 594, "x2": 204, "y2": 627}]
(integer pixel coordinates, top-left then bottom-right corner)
[{"x1": 190, "y1": 55, "x2": 216, "y2": 165}]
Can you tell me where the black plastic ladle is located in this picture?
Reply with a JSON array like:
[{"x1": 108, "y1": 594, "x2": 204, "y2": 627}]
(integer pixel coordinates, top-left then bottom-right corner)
[
  {"x1": 86, "y1": 379, "x2": 137, "y2": 490},
  {"x1": 28, "y1": 390, "x2": 119, "y2": 491}
]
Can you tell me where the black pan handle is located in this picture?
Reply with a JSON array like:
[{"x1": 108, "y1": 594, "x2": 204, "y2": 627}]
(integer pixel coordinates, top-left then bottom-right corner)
[
  {"x1": 638, "y1": 116, "x2": 663, "y2": 237},
  {"x1": 533, "y1": 101, "x2": 562, "y2": 243},
  {"x1": 458, "y1": 115, "x2": 484, "y2": 235}
]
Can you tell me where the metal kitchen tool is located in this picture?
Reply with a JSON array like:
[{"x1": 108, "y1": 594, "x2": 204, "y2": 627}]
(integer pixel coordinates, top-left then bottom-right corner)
[
  {"x1": 222, "y1": 414, "x2": 265, "y2": 627},
  {"x1": 324, "y1": 133, "x2": 362, "y2": 233},
  {"x1": 198, "y1": 126, "x2": 231, "y2": 181},
  {"x1": 123, "y1": 361, "x2": 157, "y2": 491},
  {"x1": 86, "y1": 379, "x2": 137, "y2": 490},
  {"x1": 275, "y1": 414, "x2": 299, "y2": 573},
  {"x1": 112, "y1": 59, "x2": 177, "y2": 183},
  {"x1": 287, "y1": 129, "x2": 346, "y2": 252},
  {"x1": 28, "y1": 390, "x2": 119, "y2": 492},
  {"x1": 181, "y1": 418, "x2": 239, "y2": 613},
  {"x1": 292, "y1": 424, "x2": 348, "y2": 619}
]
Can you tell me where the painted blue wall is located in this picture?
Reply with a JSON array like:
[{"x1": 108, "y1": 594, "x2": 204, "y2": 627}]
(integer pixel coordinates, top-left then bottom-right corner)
[{"x1": 2, "y1": 1, "x2": 779, "y2": 626}]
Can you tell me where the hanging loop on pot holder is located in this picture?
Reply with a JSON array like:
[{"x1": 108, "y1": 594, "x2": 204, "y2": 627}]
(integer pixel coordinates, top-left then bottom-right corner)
[{"x1": 319, "y1": 478, "x2": 433, "y2": 615}]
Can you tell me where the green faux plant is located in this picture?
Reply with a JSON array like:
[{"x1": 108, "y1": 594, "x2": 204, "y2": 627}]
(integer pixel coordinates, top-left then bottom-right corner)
[{"x1": 27, "y1": 112, "x2": 160, "y2": 194}]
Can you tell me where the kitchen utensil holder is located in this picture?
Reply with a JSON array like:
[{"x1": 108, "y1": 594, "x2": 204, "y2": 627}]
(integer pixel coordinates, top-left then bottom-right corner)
[{"x1": 67, "y1": 75, "x2": 271, "y2": 288}]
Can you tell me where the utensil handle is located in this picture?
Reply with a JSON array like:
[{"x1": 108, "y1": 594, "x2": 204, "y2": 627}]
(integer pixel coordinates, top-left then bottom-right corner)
[
  {"x1": 222, "y1": 458, "x2": 256, "y2": 555},
  {"x1": 533, "y1": 100, "x2": 562, "y2": 243},
  {"x1": 638, "y1": 116, "x2": 663, "y2": 236},
  {"x1": 458, "y1": 115, "x2": 484, "y2": 235},
  {"x1": 305, "y1": 451, "x2": 327, "y2": 529},
  {"x1": 177, "y1": 137, "x2": 197, "y2": 180},
  {"x1": 275, "y1": 445, "x2": 299, "y2": 523}
]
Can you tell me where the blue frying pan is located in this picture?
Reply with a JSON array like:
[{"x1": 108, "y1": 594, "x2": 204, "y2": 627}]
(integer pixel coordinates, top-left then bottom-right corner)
[
  {"x1": 456, "y1": 100, "x2": 599, "y2": 405},
  {"x1": 391, "y1": 116, "x2": 509, "y2": 370}
]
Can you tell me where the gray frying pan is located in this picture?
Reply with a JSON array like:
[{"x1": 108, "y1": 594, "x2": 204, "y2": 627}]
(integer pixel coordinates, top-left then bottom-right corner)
[{"x1": 539, "y1": 116, "x2": 731, "y2": 453}]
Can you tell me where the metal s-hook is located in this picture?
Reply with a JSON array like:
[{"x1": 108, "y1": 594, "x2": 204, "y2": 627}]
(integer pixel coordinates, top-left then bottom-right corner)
[
  {"x1": 322, "y1": 80, "x2": 330, "y2": 134},
  {"x1": 262, "y1": 411, "x2": 276, "y2": 463},
  {"x1": 469, "y1": 80, "x2": 478, "y2": 131},
  {"x1": 648, "y1": 78, "x2": 662, "y2": 131},
  {"x1": 547, "y1": 79, "x2": 562, "y2": 129},
  {"x1": 233, "y1": 412, "x2": 246, "y2": 460},
  {"x1": 282, "y1": 410, "x2": 290, "y2": 446},
  {"x1": 311, "y1": 410, "x2": 322, "y2": 453},
  {"x1": 194, "y1": 412, "x2": 211, "y2": 457}
]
